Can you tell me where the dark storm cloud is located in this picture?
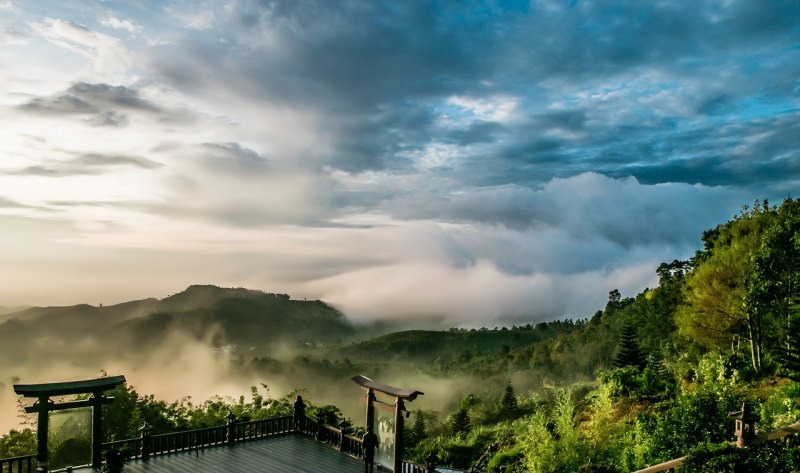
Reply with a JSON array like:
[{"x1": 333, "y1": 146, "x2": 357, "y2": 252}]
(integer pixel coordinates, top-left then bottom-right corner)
[
  {"x1": 444, "y1": 121, "x2": 507, "y2": 146},
  {"x1": 6, "y1": 152, "x2": 162, "y2": 177},
  {"x1": 20, "y1": 82, "x2": 160, "y2": 127},
  {"x1": 146, "y1": 0, "x2": 799, "y2": 192}
]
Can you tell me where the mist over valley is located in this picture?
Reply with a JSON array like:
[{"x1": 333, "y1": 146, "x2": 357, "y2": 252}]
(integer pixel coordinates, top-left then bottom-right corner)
[{"x1": 0, "y1": 284, "x2": 573, "y2": 435}]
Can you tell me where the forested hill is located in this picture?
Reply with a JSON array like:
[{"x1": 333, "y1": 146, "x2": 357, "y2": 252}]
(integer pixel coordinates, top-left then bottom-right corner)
[{"x1": 0, "y1": 284, "x2": 355, "y2": 355}]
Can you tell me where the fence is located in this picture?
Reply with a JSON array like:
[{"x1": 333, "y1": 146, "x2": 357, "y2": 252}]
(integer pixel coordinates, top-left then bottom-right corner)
[
  {"x1": 102, "y1": 415, "x2": 300, "y2": 461},
  {"x1": 0, "y1": 454, "x2": 35, "y2": 473},
  {"x1": 4, "y1": 413, "x2": 438, "y2": 473}
]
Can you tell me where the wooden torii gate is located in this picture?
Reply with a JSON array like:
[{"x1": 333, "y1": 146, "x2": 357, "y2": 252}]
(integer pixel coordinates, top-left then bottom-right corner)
[
  {"x1": 352, "y1": 375, "x2": 423, "y2": 473},
  {"x1": 14, "y1": 375, "x2": 126, "y2": 473}
]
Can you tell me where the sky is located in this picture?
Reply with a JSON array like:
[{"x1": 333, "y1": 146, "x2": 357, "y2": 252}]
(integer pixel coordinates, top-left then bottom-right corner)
[{"x1": 0, "y1": 0, "x2": 798, "y2": 325}]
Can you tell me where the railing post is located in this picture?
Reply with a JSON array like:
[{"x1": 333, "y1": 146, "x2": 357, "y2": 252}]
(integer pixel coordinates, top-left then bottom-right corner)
[
  {"x1": 226, "y1": 411, "x2": 237, "y2": 445},
  {"x1": 316, "y1": 412, "x2": 325, "y2": 441},
  {"x1": 338, "y1": 420, "x2": 351, "y2": 452},
  {"x1": 425, "y1": 452, "x2": 439, "y2": 473},
  {"x1": 139, "y1": 422, "x2": 152, "y2": 459}
]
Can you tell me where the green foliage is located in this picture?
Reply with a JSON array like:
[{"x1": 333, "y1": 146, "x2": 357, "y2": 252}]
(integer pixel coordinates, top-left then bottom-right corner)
[
  {"x1": 407, "y1": 412, "x2": 426, "y2": 447},
  {"x1": 678, "y1": 441, "x2": 800, "y2": 473},
  {"x1": 601, "y1": 355, "x2": 675, "y2": 401},
  {"x1": 99, "y1": 382, "x2": 330, "y2": 442},
  {"x1": 677, "y1": 203, "x2": 774, "y2": 372},
  {"x1": 51, "y1": 437, "x2": 91, "y2": 469},
  {"x1": 749, "y1": 198, "x2": 800, "y2": 325},
  {"x1": 777, "y1": 315, "x2": 800, "y2": 381},
  {"x1": 634, "y1": 387, "x2": 743, "y2": 463},
  {"x1": 413, "y1": 424, "x2": 498, "y2": 469},
  {"x1": 485, "y1": 445, "x2": 525, "y2": 472},
  {"x1": 759, "y1": 380, "x2": 800, "y2": 431},
  {"x1": 642, "y1": 350, "x2": 676, "y2": 398},
  {"x1": 0, "y1": 428, "x2": 35, "y2": 457},
  {"x1": 601, "y1": 366, "x2": 647, "y2": 399}
]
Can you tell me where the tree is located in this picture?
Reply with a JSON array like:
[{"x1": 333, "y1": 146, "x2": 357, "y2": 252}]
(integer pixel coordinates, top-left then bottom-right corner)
[
  {"x1": 676, "y1": 205, "x2": 773, "y2": 372},
  {"x1": 606, "y1": 289, "x2": 622, "y2": 314},
  {"x1": 642, "y1": 350, "x2": 676, "y2": 397},
  {"x1": 451, "y1": 407, "x2": 471, "y2": 436},
  {"x1": 408, "y1": 412, "x2": 426, "y2": 446},
  {"x1": 777, "y1": 315, "x2": 800, "y2": 381},
  {"x1": 501, "y1": 381, "x2": 518, "y2": 416},
  {"x1": 613, "y1": 324, "x2": 646, "y2": 370},
  {"x1": 749, "y1": 198, "x2": 800, "y2": 352},
  {"x1": 0, "y1": 428, "x2": 36, "y2": 458}
]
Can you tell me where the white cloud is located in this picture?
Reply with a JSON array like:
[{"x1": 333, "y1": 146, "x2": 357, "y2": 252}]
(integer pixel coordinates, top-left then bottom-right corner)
[
  {"x1": 447, "y1": 95, "x2": 520, "y2": 123},
  {"x1": 99, "y1": 16, "x2": 141, "y2": 35},
  {"x1": 29, "y1": 18, "x2": 133, "y2": 81}
]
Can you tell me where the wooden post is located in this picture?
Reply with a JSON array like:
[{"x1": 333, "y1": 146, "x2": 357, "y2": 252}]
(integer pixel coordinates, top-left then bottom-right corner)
[
  {"x1": 425, "y1": 452, "x2": 439, "y2": 473},
  {"x1": 36, "y1": 397, "x2": 49, "y2": 473},
  {"x1": 365, "y1": 388, "x2": 375, "y2": 433},
  {"x1": 316, "y1": 412, "x2": 325, "y2": 441},
  {"x1": 394, "y1": 398, "x2": 405, "y2": 473},
  {"x1": 91, "y1": 393, "x2": 103, "y2": 469},
  {"x1": 338, "y1": 420, "x2": 351, "y2": 452},
  {"x1": 139, "y1": 422, "x2": 152, "y2": 459},
  {"x1": 226, "y1": 411, "x2": 237, "y2": 445}
]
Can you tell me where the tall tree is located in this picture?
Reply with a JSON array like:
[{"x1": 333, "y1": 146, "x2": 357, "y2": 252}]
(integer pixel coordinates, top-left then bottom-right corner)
[
  {"x1": 613, "y1": 324, "x2": 646, "y2": 370},
  {"x1": 409, "y1": 412, "x2": 426, "y2": 446},
  {"x1": 451, "y1": 407, "x2": 471, "y2": 436},
  {"x1": 749, "y1": 198, "x2": 800, "y2": 350},
  {"x1": 676, "y1": 204, "x2": 774, "y2": 372},
  {"x1": 501, "y1": 381, "x2": 518, "y2": 415},
  {"x1": 778, "y1": 315, "x2": 800, "y2": 382}
]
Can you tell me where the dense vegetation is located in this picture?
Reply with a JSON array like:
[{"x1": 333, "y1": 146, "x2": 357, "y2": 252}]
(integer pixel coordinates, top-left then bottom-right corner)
[{"x1": 1, "y1": 198, "x2": 799, "y2": 471}]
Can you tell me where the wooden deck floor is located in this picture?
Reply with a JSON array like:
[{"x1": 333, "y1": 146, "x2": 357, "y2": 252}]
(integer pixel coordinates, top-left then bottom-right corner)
[{"x1": 74, "y1": 435, "x2": 366, "y2": 473}]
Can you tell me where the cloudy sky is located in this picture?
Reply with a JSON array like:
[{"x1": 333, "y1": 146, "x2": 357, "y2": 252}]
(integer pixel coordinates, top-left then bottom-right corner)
[{"x1": 0, "y1": 0, "x2": 797, "y2": 324}]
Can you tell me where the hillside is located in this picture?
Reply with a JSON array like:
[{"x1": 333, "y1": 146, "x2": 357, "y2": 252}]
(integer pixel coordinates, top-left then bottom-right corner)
[
  {"x1": 0, "y1": 285, "x2": 354, "y2": 349},
  {"x1": 0, "y1": 285, "x2": 357, "y2": 385}
]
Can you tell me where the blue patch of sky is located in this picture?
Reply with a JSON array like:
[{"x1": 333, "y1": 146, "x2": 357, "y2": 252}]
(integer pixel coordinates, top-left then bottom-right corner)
[{"x1": 735, "y1": 96, "x2": 799, "y2": 121}]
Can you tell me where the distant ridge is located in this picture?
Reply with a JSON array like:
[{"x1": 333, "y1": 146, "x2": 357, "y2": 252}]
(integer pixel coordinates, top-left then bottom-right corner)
[{"x1": 0, "y1": 285, "x2": 355, "y2": 357}]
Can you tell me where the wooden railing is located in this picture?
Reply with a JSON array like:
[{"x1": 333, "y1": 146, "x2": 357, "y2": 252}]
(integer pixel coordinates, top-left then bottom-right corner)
[
  {"x1": 400, "y1": 460, "x2": 428, "y2": 473},
  {"x1": 1, "y1": 414, "x2": 431, "y2": 472},
  {"x1": 309, "y1": 418, "x2": 364, "y2": 459},
  {"x1": 631, "y1": 456, "x2": 686, "y2": 473},
  {"x1": 0, "y1": 454, "x2": 35, "y2": 473},
  {"x1": 102, "y1": 415, "x2": 301, "y2": 461}
]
